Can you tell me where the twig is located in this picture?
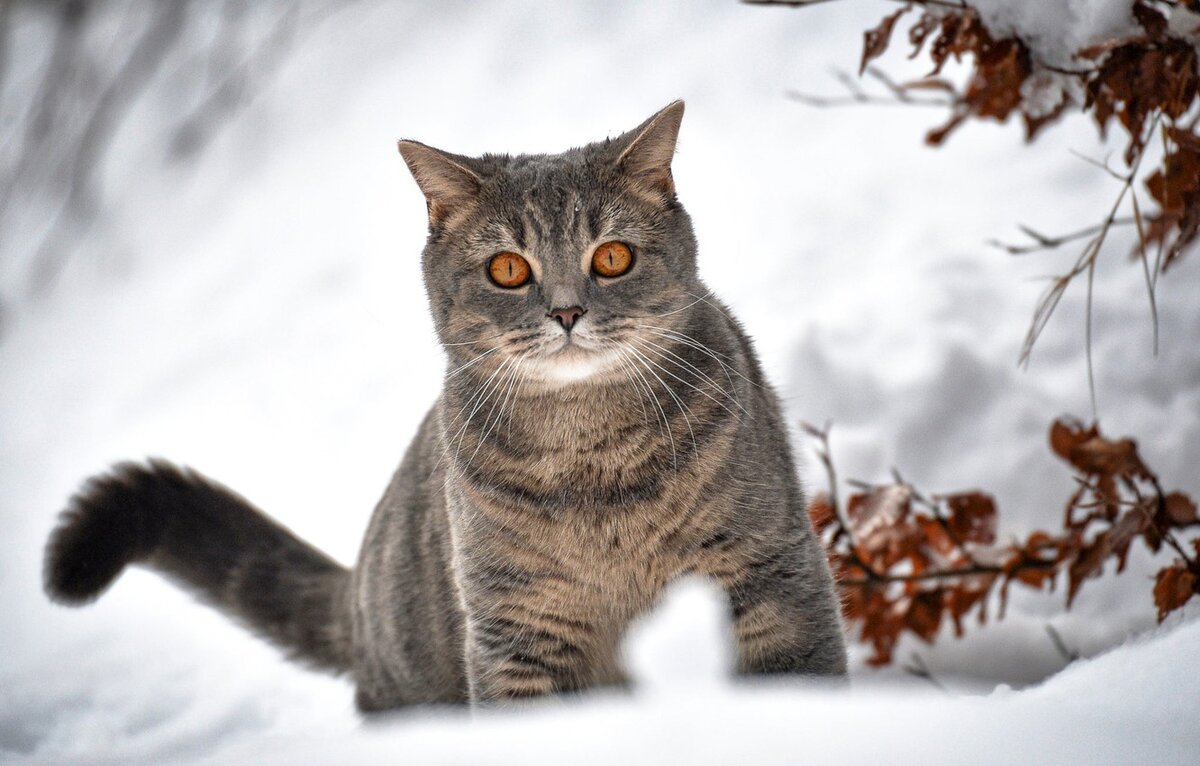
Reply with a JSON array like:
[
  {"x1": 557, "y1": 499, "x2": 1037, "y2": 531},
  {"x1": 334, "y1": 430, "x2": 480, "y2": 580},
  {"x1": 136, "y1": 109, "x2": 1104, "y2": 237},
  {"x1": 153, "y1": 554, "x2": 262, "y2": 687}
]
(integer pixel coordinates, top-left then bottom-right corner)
[
  {"x1": 785, "y1": 66, "x2": 955, "y2": 110},
  {"x1": 1044, "y1": 623, "x2": 1080, "y2": 662},
  {"x1": 903, "y1": 652, "x2": 948, "y2": 692},
  {"x1": 1017, "y1": 112, "x2": 1162, "y2": 415},
  {"x1": 838, "y1": 560, "x2": 1047, "y2": 586},
  {"x1": 987, "y1": 219, "x2": 1137, "y2": 255}
]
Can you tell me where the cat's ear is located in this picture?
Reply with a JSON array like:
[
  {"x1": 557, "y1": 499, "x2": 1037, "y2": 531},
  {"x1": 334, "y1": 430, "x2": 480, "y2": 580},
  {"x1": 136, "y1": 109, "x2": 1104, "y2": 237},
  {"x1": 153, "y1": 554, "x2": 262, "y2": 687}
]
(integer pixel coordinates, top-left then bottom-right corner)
[
  {"x1": 396, "y1": 140, "x2": 482, "y2": 226},
  {"x1": 614, "y1": 100, "x2": 685, "y2": 198}
]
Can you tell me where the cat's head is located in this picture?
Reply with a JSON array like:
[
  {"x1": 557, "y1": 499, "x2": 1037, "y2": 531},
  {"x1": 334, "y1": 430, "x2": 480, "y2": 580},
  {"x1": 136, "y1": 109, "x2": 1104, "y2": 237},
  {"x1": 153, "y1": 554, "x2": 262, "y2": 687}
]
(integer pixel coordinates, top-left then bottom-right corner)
[{"x1": 398, "y1": 101, "x2": 700, "y2": 388}]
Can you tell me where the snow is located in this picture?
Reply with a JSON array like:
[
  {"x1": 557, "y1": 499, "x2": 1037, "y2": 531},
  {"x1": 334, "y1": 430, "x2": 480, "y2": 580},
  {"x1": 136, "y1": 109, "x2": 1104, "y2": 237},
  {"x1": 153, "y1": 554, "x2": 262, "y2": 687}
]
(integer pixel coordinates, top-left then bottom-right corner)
[
  {"x1": 2, "y1": 1, "x2": 1198, "y2": 763},
  {"x1": 971, "y1": 0, "x2": 1139, "y2": 66}
]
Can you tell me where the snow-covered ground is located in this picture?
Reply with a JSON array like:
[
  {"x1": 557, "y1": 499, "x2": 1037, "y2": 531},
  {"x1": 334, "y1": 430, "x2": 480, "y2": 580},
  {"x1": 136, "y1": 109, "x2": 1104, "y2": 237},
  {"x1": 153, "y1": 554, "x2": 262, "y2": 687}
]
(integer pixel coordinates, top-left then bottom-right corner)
[{"x1": 2, "y1": 1, "x2": 1198, "y2": 763}]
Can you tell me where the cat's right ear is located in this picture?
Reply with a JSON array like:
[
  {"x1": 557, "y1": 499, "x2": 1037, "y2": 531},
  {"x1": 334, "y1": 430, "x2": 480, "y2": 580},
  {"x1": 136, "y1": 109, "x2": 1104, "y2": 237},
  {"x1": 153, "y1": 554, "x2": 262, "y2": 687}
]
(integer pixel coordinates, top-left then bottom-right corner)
[{"x1": 396, "y1": 140, "x2": 482, "y2": 226}]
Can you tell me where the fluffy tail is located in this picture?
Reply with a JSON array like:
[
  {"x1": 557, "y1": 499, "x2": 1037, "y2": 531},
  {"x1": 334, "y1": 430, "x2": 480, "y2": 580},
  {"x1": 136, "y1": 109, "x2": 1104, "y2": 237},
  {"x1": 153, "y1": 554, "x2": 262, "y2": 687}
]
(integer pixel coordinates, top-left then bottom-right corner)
[{"x1": 44, "y1": 459, "x2": 353, "y2": 673}]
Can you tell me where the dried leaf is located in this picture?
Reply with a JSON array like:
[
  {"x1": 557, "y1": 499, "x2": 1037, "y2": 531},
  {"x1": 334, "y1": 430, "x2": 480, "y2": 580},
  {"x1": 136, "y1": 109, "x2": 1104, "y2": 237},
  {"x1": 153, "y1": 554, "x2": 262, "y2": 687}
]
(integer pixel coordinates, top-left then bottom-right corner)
[
  {"x1": 906, "y1": 589, "x2": 944, "y2": 643},
  {"x1": 1153, "y1": 564, "x2": 1197, "y2": 621},
  {"x1": 907, "y1": 12, "x2": 940, "y2": 57},
  {"x1": 847, "y1": 484, "x2": 913, "y2": 568},
  {"x1": 861, "y1": 6, "x2": 909, "y2": 76},
  {"x1": 809, "y1": 492, "x2": 837, "y2": 535},
  {"x1": 943, "y1": 491, "x2": 998, "y2": 544},
  {"x1": 1109, "y1": 507, "x2": 1150, "y2": 572},
  {"x1": 1070, "y1": 436, "x2": 1148, "y2": 478},
  {"x1": 916, "y1": 515, "x2": 956, "y2": 557},
  {"x1": 1133, "y1": 0, "x2": 1169, "y2": 39},
  {"x1": 1067, "y1": 532, "x2": 1112, "y2": 606},
  {"x1": 925, "y1": 110, "x2": 968, "y2": 146},
  {"x1": 1165, "y1": 492, "x2": 1199, "y2": 526},
  {"x1": 1049, "y1": 419, "x2": 1097, "y2": 463},
  {"x1": 946, "y1": 578, "x2": 992, "y2": 637}
]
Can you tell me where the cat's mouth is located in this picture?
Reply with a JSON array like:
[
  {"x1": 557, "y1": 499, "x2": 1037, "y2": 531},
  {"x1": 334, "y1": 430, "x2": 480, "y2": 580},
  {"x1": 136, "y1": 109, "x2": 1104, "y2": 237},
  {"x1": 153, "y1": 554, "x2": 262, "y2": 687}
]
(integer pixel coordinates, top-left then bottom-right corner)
[{"x1": 519, "y1": 333, "x2": 621, "y2": 386}]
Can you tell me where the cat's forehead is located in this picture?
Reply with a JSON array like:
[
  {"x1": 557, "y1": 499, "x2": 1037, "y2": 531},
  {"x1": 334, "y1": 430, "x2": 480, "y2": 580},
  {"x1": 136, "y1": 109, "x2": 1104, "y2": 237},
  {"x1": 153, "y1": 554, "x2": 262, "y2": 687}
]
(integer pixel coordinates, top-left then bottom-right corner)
[{"x1": 490, "y1": 146, "x2": 601, "y2": 194}]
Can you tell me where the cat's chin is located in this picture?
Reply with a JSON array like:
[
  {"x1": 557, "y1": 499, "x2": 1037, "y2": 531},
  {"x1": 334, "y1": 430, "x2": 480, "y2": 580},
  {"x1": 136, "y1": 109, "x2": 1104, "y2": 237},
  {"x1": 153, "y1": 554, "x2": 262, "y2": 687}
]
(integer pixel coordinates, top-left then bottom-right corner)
[{"x1": 521, "y1": 345, "x2": 622, "y2": 389}]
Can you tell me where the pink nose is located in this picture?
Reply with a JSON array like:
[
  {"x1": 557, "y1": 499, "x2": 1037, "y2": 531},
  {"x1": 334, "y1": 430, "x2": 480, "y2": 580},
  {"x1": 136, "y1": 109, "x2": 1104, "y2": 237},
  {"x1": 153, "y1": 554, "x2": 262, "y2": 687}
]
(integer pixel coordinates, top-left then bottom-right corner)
[{"x1": 548, "y1": 305, "x2": 585, "y2": 332}]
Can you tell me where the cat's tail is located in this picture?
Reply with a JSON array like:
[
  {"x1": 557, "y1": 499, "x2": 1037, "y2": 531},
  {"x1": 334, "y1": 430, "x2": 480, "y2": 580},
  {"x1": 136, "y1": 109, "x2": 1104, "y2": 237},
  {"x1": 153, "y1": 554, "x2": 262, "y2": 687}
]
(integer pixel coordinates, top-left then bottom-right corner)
[{"x1": 43, "y1": 459, "x2": 353, "y2": 673}]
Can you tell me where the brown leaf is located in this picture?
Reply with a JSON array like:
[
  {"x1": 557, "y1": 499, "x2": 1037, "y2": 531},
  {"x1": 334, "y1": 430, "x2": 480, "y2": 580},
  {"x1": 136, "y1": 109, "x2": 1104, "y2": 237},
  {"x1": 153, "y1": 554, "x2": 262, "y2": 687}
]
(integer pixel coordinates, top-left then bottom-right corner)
[
  {"x1": 943, "y1": 491, "x2": 998, "y2": 545},
  {"x1": 1070, "y1": 436, "x2": 1148, "y2": 478},
  {"x1": 861, "y1": 6, "x2": 909, "y2": 76},
  {"x1": 925, "y1": 110, "x2": 968, "y2": 145},
  {"x1": 1165, "y1": 492, "x2": 1199, "y2": 526},
  {"x1": 907, "y1": 12, "x2": 940, "y2": 57},
  {"x1": 962, "y1": 39, "x2": 1030, "y2": 122},
  {"x1": 1133, "y1": 0, "x2": 1169, "y2": 39},
  {"x1": 847, "y1": 484, "x2": 913, "y2": 568},
  {"x1": 1153, "y1": 564, "x2": 1197, "y2": 621},
  {"x1": 916, "y1": 515, "x2": 956, "y2": 557},
  {"x1": 1049, "y1": 419, "x2": 1097, "y2": 463},
  {"x1": 905, "y1": 589, "x2": 945, "y2": 643},
  {"x1": 1166, "y1": 127, "x2": 1200, "y2": 153},
  {"x1": 859, "y1": 589, "x2": 904, "y2": 666},
  {"x1": 808, "y1": 492, "x2": 837, "y2": 536},
  {"x1": 1109, "y1": 507, "x2": 1150, "y2": 572},
  {"x1": 1067, "y1": 531, "x2": 1111, "y2": 606},
  {"x1": 946, "y1": 578, "x2": 993, "y2": 637}
]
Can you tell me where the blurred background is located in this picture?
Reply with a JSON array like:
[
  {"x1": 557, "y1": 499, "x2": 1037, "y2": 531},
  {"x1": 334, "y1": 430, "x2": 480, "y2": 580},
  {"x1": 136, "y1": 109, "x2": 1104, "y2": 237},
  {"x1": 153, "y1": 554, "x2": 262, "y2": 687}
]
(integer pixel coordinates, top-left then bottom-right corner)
[{"x1": 1, "y1": 0, "x2": 1197, "y2": 761}]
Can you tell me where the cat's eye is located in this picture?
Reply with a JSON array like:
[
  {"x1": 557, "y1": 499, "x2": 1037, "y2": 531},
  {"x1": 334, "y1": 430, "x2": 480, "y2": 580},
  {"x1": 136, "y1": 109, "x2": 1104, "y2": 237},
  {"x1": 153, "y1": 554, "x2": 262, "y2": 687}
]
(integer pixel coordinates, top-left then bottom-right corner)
[
  {"x1": 488, "y1": 252, "x2": 531, "y2": 288},
  {"x1": 591, "y1": 241, "x2": 634, "y2": 278}
]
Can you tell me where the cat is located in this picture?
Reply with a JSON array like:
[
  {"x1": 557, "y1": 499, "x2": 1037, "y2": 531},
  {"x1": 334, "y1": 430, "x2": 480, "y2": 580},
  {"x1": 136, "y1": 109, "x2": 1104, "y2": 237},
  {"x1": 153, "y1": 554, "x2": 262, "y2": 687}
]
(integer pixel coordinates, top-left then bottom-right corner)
[{"x1": 43, "y1": 101, "x2": 847, "y2": 710}]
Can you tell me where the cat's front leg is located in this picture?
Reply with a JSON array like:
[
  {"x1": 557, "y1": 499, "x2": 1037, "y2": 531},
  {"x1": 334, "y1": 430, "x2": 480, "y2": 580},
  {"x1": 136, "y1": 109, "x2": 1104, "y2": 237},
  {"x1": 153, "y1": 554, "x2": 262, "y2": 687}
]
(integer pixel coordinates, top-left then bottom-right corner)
[
  {"x1": 462, "y1": 600, "x2": 588, "y2": 706},
  {"x1": 725, "y1": 541, "x2": 848, "y2": 678}
]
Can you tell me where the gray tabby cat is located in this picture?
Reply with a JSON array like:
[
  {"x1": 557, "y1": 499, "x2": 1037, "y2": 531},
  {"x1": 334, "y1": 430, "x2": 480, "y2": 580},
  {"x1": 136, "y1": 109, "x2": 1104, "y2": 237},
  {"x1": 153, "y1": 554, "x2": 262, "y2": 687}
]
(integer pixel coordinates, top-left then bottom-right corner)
[{"x1": 44, "y1": 101, "x2": 847, "y2": 710}]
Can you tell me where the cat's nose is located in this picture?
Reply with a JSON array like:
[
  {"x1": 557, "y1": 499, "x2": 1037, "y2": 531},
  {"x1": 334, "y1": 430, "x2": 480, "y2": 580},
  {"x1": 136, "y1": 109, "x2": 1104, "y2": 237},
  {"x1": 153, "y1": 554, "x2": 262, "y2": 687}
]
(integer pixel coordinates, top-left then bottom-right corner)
[{"x1": 548, "y1": 305, "x2": 586, "y2": 332}]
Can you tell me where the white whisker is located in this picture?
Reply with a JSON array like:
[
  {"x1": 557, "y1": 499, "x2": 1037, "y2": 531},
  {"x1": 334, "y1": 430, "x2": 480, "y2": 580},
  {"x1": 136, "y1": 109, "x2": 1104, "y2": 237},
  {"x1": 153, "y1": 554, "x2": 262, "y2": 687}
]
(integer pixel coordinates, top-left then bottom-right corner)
[
  {"x1": 445, "y1": 346, "x2": 502, "y2": 380},
  {"x1": 624, "y1": 343, "x2": 698, "y2": 459},
  {"x1": 629, "y1": 336, "x2": 746, "y2": 418}
]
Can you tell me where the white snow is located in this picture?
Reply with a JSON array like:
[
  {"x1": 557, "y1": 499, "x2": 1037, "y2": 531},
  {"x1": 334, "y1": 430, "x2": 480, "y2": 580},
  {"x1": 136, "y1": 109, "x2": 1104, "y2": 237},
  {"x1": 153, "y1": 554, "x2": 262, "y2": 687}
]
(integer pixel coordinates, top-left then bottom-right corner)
[
  {"x1": 970, "y1": 0, "x2": 1139, "y2": 66},
  {"x1": 2, "y1": 1, "x2": 1198, "y2": 763}
]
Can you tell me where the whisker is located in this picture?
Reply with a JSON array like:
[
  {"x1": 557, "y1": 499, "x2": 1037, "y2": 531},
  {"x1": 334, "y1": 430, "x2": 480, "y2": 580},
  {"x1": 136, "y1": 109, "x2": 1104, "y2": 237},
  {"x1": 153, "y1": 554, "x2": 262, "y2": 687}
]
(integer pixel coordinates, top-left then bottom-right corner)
[
  {"x1": 637, "y1": 325, "x2": 763, "y2": 390},
  {"x1": 441, "y1": 330, "x2": 510, "y2": 347},
  {"x1": 685, "y1": 289, "x2": 737, "y2": 323},
  {"x1": 614, "y1": 343, "x2": 675, "y2": 470},
  {"x1": 504, "y1": 357, "x2": 529, "y2": 438},
  {"x1": 629, "y1": 336, "x2": 746, "y2": 418},
  {"x1": 612, "y1": 353, "x2": 651, "y2": 427},
  {"x1": 645, "y1": 290, "x2": 712, "y2": 318},
  {"x1": 470, "y1": 358, "x2": 524, "y2": 463},
  {"x1": 445, "y1": 346, "x2": 502, "y2": 380},
  {"x1": 624, "y1": 344, "x2": 698, "y2": 458},
  {"x1": 450, "y1": 356, "x2": 516, "y2": 465},
  {"x1": 629, "y1": 334, "x2": 743, "y2": 403}
]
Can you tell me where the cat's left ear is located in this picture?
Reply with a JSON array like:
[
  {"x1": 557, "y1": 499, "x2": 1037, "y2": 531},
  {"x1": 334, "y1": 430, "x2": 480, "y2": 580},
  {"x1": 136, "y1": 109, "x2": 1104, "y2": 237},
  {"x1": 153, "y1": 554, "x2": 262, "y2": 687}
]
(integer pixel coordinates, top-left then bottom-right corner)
[
  {"x1": 396, "y1": 140, "x2": 482, "y2": 226},
  {"x1": 614, "y1": 100, "x2": 685, "y2": 198}
]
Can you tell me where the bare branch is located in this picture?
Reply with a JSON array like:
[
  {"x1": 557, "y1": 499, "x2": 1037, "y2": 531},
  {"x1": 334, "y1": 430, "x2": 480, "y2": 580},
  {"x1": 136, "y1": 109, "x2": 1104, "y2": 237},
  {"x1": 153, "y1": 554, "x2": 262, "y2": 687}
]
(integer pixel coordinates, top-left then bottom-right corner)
[{"x1": 987, "y1": 219, "x2": 1137, "y2": 255}]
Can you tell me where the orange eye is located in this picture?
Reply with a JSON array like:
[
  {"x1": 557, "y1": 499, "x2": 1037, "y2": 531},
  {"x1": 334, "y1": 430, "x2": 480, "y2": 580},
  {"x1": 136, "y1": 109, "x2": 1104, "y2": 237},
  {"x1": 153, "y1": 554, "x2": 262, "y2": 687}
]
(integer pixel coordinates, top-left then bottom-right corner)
[
  {"x1": 592, "y1": 241, "x2": 634, "y2": 278},
  {"x1": 488, "y1": 252, "x2": 531, "y2": 288}
]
